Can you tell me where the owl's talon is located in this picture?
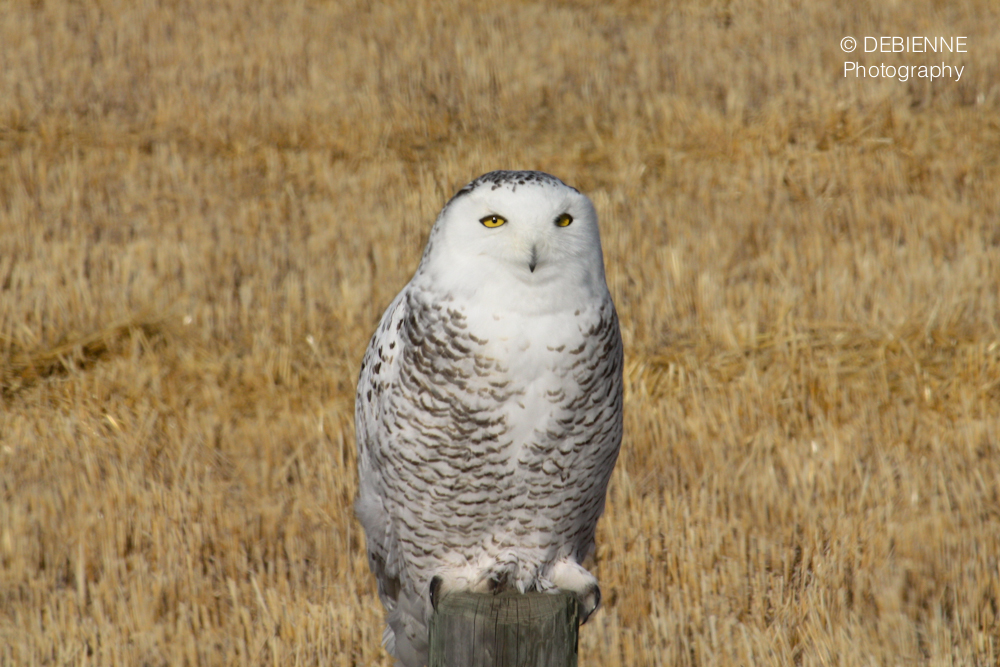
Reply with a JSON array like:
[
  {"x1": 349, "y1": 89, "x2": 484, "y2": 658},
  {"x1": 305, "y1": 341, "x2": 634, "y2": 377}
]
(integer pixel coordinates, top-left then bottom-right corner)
[
  {"x1": 577, "y1": 583, "x2": 601, "y2": 624},
  {"x1": 429, "y1": 575, "x2": 443, "y2": 610}
]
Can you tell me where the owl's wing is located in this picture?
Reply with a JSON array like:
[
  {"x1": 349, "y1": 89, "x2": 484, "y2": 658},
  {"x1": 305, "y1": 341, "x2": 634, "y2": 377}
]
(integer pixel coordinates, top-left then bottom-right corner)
[
  {"x1": 356, "y1": 289, "x2": 435, "y2": 662},
  {"x1": 354, "y1": 290, "x2": 409, "y2": 608}
]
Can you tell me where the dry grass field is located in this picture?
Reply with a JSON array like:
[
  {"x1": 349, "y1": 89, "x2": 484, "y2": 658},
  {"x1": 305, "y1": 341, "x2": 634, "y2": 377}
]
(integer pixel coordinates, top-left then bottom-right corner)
[{"x1": 2, "y1": 0, "x2": 1000, "y2": 665}]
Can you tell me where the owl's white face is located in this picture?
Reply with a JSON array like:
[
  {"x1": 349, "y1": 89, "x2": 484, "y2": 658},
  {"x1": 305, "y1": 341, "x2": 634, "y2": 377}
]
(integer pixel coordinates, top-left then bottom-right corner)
[{"x1": 415, "y1": 171, "x2": 608, "y2": 314}]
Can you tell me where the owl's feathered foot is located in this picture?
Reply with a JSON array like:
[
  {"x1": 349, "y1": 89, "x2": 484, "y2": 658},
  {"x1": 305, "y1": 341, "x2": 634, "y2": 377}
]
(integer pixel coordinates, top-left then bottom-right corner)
[
  {"x1": 429, "y1": 559, "x2": 602, "y2": 624},
  {"x1": 428, "y1": 555, "x2": 526, "y2": 610},
  {"x1": 549, "y1": 559, "x2": 602, "y2": 623}
]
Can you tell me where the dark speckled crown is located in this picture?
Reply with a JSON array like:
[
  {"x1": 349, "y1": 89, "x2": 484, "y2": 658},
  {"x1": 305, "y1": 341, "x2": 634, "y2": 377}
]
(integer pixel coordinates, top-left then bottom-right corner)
[{"x1": 446, "y1": 170, "x2": 579, "y2": 207}]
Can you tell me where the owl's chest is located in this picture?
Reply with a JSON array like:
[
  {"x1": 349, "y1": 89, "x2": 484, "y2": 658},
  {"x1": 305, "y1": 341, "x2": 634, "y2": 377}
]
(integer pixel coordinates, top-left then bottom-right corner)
[
  {"x1": 459, "y1": 306, "x2": 602, "y2": 446},
  {"x1": 469, "y1": 307, "x2": 589, "y2": 383}
]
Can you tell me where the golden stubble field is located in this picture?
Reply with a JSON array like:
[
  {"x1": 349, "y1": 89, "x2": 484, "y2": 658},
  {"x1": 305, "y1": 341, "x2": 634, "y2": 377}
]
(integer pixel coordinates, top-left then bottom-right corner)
[{"x1": 2, "y1": 0, "x2": 999, "y2": 665}]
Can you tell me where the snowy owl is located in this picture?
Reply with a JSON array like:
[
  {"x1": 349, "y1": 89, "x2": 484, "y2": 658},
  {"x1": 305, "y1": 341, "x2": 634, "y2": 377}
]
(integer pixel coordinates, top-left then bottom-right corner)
[{"x1": 355, "y1": 170, "x2": 623, "y2": 667}]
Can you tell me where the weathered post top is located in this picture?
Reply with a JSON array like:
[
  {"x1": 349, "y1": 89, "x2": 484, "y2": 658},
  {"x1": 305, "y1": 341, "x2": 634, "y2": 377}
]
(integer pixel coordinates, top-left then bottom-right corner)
[{"x1": 428, "y1": 591, "x2": 580, "y2": 667}]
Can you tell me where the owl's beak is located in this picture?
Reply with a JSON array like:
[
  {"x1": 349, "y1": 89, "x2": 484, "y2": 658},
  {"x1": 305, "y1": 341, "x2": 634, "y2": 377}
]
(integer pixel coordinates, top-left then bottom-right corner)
[{"x1": 529, "y1": 245, "x2": 538, "y2": 273}]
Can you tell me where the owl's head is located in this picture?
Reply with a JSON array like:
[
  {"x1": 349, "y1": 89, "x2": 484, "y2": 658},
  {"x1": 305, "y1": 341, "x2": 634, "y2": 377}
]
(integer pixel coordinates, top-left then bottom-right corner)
[{"x1": 415, "y1": 171, "x2": 609, "y2": 310}]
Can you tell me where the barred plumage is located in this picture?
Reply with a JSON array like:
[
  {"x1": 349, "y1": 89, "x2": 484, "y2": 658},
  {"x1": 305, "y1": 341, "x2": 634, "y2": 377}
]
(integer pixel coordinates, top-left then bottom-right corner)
[{"x1": 355, "y1": 171, "x2": 623, "y2": 667}]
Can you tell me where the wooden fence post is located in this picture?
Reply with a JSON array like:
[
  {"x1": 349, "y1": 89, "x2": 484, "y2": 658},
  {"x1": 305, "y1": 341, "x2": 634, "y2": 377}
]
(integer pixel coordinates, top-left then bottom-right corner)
[{"x1": 428, "y1": 591, "x2": 579, "y2": 667}]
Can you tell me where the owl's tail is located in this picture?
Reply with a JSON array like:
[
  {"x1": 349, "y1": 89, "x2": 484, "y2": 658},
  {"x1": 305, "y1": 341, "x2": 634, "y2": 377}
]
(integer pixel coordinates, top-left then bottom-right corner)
[{"x1": 385, "y1": 589, "x2": 430, "y2": 667}]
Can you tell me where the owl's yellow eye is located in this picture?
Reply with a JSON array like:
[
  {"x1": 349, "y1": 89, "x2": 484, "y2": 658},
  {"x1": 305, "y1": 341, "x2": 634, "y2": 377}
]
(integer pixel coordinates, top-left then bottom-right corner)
[
  {"x1": 555, "y1": 213, "x2": 573, "y2": 227},
  {"x1": 480, "y1": 214, "x2": 507, "y2": 228}
]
